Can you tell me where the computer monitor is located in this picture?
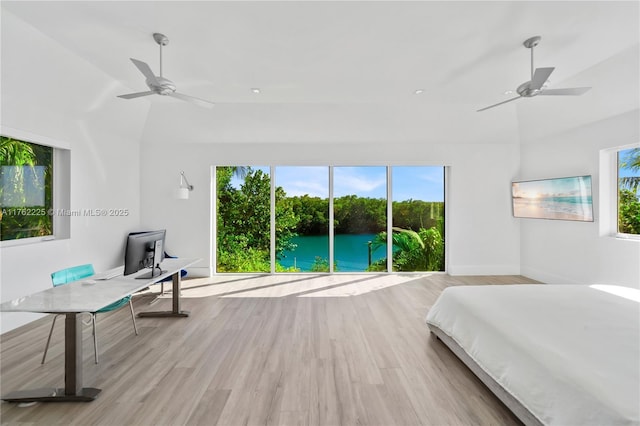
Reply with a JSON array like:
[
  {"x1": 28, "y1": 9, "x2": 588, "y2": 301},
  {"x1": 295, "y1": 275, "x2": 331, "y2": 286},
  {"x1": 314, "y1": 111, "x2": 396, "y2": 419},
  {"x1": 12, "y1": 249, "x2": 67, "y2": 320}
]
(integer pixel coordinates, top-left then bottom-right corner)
[{"x1": 123, "y1": 230, "x2": 166, "y2": 278}]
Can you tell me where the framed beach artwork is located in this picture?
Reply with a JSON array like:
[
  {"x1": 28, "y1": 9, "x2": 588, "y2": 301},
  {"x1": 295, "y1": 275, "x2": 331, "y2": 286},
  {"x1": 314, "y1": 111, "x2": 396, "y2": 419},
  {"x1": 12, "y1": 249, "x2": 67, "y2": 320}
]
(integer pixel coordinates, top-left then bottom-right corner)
[{"x1": 511, "y1": 175, "x2": 594, "y2": 222}]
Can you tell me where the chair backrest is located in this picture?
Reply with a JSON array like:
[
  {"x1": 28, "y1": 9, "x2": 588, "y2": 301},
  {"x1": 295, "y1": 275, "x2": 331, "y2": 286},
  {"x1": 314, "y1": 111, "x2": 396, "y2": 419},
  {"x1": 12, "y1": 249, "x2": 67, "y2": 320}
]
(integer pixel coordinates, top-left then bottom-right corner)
[{"x1": 51, "y1": 264, "x2": 95, "y2": 287}]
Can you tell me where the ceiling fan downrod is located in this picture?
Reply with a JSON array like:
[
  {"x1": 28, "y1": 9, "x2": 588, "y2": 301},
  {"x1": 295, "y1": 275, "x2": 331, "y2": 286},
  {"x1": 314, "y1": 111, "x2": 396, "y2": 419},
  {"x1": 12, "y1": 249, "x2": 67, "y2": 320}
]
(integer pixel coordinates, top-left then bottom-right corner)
[
  {"x1": 153, "y1": 33, "x2": 169, "y2": 78},
  {"x1": 523, "y1": 36, "x2": 541, "y2": 81}
]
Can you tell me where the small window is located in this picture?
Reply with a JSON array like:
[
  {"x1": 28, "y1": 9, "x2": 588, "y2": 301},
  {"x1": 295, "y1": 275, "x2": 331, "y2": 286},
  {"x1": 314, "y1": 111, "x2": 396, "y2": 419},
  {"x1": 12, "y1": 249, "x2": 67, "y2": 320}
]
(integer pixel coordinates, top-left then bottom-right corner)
[
  {"x1": 0, "y1": 136, "x2": 53, "y2": 241},
  {"x1": 617, "y1": 147, "x2": 640, "y2": 236}
]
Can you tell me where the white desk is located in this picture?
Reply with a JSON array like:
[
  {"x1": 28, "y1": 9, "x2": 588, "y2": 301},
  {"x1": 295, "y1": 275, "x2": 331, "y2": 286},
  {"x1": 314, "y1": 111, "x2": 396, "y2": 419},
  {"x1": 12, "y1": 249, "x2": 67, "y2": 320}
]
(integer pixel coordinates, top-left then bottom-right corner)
[{"x1": 0, "y1": 257, "x2": 199, "y2": 403}]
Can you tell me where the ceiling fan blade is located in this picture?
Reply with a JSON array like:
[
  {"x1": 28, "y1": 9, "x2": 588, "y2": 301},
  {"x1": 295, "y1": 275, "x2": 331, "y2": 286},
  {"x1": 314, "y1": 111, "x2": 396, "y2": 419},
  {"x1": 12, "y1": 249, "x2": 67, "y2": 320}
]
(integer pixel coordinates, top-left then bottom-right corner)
[
  {"x1": 539, "y1": 87, "x2": 592, "y2": 96},
  {"x1": 169, "y1": 92, "x2": 215, "y2": 108},
  {"x1": 530, "y1": 67, "x2": 555, "y2": 90},
  {"x1": 117, "y1": 91, "x2": 156, "y2": 99},
  {"x1": 130, "y1": 58, "x2": 160, "y2": 86},
  {"x1": 477, "y1": 96, "x2": 522, "y2": 112}
]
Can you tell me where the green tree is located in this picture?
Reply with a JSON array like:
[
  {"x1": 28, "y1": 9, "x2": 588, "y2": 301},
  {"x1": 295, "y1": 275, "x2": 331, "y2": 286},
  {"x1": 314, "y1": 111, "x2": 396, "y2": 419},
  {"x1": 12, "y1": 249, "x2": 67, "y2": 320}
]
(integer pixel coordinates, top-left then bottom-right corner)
[
  {"x1": 234, "y1": 170, "x2": 272, "y2": 250},
  {"x1": 333, "y1": 195, "x2": 386, "y2": 234},
  {"x1": 289, "y1": 195, "x2": 329, "y2": 235},
  {"x1": 392, "y1": 200, "x2": 443, "y2": 231},
  {"x1": 309, "y1": 256, "x2": 338, "y2": 272},
  {"x1": 619, "y1": 148, "x2": 640, "y2": 192},
  {"x1": 217, "y1": 168, "x2": 272, "y2": 272},
  {"x1": 369, "y1": 226, "x2": 444, "y2": 272},
  {"x1": 0, "y1": 137, "x2": 52, "y2": 241},
  {"x1": 289, "y1": 195, "x2": 444, "y2": 237},
  {"x1": 618, "y1": 189, "x2": 640, "y2": 234},
  {"x1": 0, "y1": 137, "x2": 36, "y2": 166},
  {"x1": 618, "y1": 148, "x2": 640, "y2": 235},
  {"x1": 216, "y1": 167, "x2": 298, "y2": 272},
  {"x1": 274, "y1": 187, "x2": 298, "y2": 256}
]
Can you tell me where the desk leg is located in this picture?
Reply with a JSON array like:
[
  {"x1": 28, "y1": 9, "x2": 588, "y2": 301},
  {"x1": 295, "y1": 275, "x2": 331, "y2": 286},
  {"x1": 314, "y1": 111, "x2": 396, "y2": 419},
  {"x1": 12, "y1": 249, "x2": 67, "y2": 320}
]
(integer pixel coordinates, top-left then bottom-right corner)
[
  {"x1": 138, "y1": 271, "x2": 190, "y2": 318},
  {"x1": 1, "y1": 313, "x2": 101, "y2": 403}
]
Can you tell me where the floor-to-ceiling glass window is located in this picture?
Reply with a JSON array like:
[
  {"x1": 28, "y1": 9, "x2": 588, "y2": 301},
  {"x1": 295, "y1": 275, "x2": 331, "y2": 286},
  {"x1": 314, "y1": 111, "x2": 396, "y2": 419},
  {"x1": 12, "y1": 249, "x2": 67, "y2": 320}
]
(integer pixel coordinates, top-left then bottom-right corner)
[
  {"x1": 276, "y1": 167, "x2": 329, "y2": 272},
  {"x1": 333, "y1": 166, "x2": 388, "y2": 272},
  {"x1": 216, "y1": 166, "x2": 271, "y2": 272},
  {"x1": 391, "y1": 166, "x2": 445, "y2": 271},
  {"x1": 215, "y1": 165, "x2": 444, "y2": 273}
]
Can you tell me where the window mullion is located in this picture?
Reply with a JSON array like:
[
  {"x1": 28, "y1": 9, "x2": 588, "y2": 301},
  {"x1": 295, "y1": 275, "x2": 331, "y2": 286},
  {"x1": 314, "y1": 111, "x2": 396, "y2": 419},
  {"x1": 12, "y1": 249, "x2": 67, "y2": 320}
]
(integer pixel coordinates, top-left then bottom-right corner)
[
  {"x1": 270, "y1": 165, "x2": 276, "y2": 274},
  {"x1": 387, "y1": 166, "x2": 393, "y2": 272},
  {"x1": 329, "y1": 166, "x2": 335, "y2": 273}
]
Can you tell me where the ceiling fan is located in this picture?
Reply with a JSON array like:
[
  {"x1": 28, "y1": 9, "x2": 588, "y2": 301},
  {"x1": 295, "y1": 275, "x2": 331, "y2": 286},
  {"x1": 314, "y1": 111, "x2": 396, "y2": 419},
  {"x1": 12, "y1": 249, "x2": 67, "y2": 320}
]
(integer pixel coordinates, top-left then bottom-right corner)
[
  {"x1": 477, "y1": 36, "x2": 591, "y2": 112},
  {"x1": 118, "y1": 33, "x2": 215, "y2": 108}
]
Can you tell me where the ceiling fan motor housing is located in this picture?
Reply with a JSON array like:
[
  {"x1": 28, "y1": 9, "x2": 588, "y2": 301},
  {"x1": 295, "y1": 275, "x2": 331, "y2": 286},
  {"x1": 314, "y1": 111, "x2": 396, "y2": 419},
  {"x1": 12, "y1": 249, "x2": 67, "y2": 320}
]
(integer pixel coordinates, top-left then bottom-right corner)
[
  {"x1": 147, "y1": 76, "x2": 176, "y2": 95},
  {"x1": 517, "y1": 81, "x2": 540, "y2": 98}
]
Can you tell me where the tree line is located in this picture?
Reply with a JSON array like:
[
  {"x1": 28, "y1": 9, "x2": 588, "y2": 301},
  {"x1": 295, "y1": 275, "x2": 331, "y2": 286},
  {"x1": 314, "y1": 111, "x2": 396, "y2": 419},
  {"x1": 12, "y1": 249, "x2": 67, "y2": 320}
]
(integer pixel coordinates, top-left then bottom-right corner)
[{"x1": 288, "y1": 194, "x2": 443, "y2": 236}]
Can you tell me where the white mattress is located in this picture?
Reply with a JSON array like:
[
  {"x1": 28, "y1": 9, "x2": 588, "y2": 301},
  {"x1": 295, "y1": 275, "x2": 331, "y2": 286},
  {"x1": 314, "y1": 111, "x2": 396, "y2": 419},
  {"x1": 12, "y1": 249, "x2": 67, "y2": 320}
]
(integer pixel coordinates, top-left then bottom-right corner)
[{"x1": 425, "y1": 284, "x2": 640, "y2": 426}]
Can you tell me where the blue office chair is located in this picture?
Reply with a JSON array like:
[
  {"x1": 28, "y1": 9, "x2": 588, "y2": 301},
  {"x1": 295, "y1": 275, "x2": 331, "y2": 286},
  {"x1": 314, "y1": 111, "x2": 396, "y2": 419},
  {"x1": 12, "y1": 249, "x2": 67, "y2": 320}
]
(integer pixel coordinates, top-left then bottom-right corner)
[{"x1": 42, "y1": 264, "x2": 138, "y2": 364}]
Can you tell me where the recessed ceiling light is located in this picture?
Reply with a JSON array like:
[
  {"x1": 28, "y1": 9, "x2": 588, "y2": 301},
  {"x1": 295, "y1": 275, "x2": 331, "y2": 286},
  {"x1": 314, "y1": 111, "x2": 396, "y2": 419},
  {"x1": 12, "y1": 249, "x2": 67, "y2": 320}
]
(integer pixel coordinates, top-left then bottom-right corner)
[
  {"x1": 251, "y1": 88, "x2": 261, "y2": 94},
  {"x1": 414, "y1": 89, "x2": 425, "y2": 95},
  {"x1": 504, "y1": 90, "x2": 514, "y2": 95}
]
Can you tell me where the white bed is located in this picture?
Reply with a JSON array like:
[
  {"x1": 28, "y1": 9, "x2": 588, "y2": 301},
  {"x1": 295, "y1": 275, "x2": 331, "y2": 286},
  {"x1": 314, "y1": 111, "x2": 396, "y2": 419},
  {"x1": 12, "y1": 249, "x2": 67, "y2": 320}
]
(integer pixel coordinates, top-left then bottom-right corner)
[{"x1": 425, "y1": 284, "x2": 640, "y2": 426}]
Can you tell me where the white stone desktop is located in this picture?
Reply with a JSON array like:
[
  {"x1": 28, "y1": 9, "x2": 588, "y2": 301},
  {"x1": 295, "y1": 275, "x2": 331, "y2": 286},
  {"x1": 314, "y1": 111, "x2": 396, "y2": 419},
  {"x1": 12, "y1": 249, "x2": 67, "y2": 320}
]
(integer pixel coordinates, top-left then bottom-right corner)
[{"x1": 0, "y1": 257, "x2": 199, "y2": 403}]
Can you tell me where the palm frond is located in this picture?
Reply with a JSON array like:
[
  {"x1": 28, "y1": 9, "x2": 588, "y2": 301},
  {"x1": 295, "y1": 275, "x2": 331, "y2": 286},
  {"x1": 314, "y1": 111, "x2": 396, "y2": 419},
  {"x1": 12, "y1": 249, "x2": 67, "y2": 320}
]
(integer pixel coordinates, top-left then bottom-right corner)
[
  {"x1": 391, "y1": 226, "x2": 425, "y2": 250},
  {"x1": 620, "y1": 148, "x2": 640, "y2": 171},
  {"x1": 620, "y1": 176, "x2": 640, "y2": 192}
]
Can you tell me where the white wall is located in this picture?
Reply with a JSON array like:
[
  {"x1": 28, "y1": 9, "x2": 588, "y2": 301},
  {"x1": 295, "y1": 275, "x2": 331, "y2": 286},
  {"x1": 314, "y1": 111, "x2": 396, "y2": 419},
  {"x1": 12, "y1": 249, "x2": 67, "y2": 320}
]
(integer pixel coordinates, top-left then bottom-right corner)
[
  {"x1": 519, "y1": 111, "x2": 640, "y2": 287},
  {"x1": 139, "y1": 139, "x2": 522, "y2": 277},
  {"x1": 0, "y1": 11, "x2": 147, "y2": 332}
]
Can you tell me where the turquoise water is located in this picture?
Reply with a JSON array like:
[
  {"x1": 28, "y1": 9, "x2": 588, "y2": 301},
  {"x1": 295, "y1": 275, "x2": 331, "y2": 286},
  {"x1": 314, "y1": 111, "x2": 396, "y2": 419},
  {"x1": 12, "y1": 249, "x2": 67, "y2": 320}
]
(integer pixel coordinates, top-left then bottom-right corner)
[
  {"x1": 279, "y1": 234, "x2": 386, "y2": 272},
  {"x1": 544, "y1": 196, "x2": 592, "y2": 204}
]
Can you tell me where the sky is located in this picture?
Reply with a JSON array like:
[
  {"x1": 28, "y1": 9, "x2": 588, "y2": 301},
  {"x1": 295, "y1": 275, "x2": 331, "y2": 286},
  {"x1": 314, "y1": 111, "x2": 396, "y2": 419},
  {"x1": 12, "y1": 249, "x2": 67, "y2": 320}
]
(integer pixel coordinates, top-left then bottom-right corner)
[
  {"x1": 619, "y1": 148, "x2": 638, "y2": 179},
  {"x1": 227, "y1": 153, "x2": 638, "y2": 202},
  {"x1": 512, "y1": 176, "x2": 592, "y2": 199},
  {"x1": 229, "y1": 166, "x2": 445, "y2": 201}
]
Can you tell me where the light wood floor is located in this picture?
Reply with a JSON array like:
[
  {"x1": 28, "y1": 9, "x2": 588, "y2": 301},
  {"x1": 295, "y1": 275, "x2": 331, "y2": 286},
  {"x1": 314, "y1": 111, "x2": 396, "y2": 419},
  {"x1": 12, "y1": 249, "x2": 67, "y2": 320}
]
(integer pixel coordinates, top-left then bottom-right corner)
[{"x1": 1, "y1": 274, "x2": 538, "y2": 426}]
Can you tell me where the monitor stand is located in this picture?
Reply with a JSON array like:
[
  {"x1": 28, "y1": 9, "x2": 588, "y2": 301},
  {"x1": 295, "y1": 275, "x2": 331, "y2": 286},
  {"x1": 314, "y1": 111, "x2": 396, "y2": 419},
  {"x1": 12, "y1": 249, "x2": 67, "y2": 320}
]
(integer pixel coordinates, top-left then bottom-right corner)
[{"x1": 136, "y1": 264, "x2": 166, "y2": 279}]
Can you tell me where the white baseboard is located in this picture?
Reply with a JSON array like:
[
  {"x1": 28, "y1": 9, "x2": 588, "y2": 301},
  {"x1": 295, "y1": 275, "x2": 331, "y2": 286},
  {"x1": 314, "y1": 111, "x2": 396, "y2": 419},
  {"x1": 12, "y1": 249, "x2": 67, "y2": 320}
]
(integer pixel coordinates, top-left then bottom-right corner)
[
  {"x1": 519, "y1": 266, "x2": 581, "y2": 285},
  {"x1": 185, "y1": 266, "x2": 211, "y2": 278},
  {"x1": 448, "y1": 265, "x2": 521, "y2": 276}
]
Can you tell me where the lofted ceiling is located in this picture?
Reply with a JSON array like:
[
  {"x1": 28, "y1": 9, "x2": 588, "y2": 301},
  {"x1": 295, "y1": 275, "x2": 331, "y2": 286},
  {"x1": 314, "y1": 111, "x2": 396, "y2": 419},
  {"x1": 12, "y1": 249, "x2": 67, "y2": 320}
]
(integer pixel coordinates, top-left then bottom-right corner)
[{"x1": 2, "y1": 1, "x2": 638, "y2": 145}]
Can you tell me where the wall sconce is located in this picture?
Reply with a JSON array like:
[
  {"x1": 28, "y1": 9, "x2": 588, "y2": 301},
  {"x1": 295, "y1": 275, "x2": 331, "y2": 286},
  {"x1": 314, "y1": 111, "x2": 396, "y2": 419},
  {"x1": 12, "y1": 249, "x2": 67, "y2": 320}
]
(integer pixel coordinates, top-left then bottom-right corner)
[{"x1": 177, "y1": 171, "x2": 194, "y2": 199}]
